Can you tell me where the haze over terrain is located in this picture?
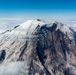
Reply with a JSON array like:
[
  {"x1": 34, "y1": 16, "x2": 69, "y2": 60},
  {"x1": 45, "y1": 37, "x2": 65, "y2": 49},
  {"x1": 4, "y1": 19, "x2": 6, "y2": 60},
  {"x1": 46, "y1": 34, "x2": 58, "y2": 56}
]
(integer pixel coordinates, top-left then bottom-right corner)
[{"x1": 0, "y1": 18, "x2": 76, "y2": 33}]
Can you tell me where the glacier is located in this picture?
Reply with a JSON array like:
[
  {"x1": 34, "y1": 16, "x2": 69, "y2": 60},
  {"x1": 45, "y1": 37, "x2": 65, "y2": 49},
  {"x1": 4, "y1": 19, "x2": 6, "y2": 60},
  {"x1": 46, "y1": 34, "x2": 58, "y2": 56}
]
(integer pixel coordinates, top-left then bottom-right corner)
[{"x1": 0, "y1": 19, "x2": 76, "y2": 75}]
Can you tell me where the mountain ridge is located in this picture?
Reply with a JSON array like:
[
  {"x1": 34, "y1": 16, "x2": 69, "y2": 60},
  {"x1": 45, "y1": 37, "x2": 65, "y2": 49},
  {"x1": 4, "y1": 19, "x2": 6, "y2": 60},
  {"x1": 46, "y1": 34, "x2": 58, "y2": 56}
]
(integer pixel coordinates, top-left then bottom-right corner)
[{"x1": 0, "y1": 19, "x2": 76, "y2": 75}]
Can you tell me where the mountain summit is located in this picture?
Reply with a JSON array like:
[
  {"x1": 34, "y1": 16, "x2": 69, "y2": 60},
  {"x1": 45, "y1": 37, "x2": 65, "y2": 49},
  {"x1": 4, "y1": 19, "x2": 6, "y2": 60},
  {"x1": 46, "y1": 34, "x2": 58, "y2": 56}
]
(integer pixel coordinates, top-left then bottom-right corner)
[{"x1": 0, "y1": 19, "x2": 76, "y2": 75}]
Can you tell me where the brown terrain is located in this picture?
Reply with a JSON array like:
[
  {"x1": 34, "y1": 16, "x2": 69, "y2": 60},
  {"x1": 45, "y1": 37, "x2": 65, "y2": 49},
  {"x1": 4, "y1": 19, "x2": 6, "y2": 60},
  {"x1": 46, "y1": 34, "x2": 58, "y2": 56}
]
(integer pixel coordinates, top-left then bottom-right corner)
[{"x1": 0, "y1": 19, "x2": 76, "y2": 75}]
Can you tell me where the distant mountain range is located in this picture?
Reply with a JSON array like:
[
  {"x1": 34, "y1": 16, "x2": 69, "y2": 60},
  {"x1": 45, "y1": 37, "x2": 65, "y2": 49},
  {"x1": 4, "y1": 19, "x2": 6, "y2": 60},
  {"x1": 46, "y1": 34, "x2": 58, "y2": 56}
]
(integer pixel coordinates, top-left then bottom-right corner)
[{"x1": 0, "y1": 19, "x2": 76, "y2": 75}]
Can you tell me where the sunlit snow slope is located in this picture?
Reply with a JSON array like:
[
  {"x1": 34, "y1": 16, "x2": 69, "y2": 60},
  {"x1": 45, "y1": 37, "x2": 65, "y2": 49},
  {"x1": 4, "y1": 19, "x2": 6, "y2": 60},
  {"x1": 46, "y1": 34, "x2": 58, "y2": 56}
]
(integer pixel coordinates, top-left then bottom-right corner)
[{"x1": 0, "y1": 19, "x2": 76, "y2": 75}]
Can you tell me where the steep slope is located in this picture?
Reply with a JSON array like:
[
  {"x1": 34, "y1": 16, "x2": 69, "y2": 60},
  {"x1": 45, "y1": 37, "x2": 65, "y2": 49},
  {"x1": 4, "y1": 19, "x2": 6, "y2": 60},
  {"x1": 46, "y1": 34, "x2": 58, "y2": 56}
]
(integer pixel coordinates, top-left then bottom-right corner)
[{"x1": 0, "y1": 19, "x2": 76, "y2": 75}]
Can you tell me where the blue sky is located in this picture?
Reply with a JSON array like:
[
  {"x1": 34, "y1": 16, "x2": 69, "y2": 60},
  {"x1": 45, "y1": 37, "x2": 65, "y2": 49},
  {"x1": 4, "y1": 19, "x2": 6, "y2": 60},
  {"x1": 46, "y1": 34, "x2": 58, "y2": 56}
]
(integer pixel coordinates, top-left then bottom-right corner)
[{"x1": 0, "y1": 0, "x2": 76, "y2": 19}]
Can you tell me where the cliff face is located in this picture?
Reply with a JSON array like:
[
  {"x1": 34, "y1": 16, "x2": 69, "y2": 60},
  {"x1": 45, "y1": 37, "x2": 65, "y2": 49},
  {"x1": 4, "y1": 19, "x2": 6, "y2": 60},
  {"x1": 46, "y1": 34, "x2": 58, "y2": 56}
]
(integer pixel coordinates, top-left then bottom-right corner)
[{"x1": 0, "y1": 19, "x2": 76, "y2": 75}]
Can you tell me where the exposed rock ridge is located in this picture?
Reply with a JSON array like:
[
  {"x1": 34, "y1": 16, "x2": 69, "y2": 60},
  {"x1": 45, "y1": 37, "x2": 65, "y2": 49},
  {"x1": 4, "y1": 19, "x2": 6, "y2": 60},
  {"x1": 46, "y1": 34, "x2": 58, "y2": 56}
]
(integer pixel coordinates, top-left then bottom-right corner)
[{"x1": 0, "y1": 19, "x2": 76, "y2": 75}]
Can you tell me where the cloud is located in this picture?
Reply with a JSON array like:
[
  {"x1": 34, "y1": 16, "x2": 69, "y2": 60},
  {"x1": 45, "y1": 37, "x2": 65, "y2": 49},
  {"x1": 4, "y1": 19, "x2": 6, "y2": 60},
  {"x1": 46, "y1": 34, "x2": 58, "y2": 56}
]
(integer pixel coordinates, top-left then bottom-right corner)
[
  {"x1": 0, "y1": 61, "x2": 29, "y2": 75},
  {"x1": 0, "y1": 18, "x2": 26, "y2": 33},
  {"x1": 0, "y1": 18, "x2": 25, "y2": 21}
]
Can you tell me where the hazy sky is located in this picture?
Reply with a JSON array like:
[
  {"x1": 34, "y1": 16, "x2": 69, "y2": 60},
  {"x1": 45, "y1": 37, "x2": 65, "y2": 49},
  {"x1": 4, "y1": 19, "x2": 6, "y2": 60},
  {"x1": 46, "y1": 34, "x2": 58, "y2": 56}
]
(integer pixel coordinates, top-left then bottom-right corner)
[{"x1": 0, "y1": 0, "x2": 76, "y2": 19}]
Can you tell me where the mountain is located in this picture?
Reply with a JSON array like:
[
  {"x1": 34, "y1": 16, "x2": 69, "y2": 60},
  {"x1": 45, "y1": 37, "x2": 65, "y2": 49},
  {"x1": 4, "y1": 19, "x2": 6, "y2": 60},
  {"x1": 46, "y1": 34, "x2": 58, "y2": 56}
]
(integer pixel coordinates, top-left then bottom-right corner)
[{"x1": 0, "y1": 19, "x2": 76, "y2": 75}]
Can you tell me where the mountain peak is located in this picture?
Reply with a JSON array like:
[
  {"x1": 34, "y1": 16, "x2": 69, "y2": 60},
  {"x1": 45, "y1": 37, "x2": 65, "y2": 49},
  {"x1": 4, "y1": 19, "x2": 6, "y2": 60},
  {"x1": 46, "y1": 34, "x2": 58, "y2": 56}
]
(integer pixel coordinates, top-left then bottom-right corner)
[
  {"x1": 0, "y1": 19, "x2": 76, "y2": 75},
  {"x1": 49, "y1": 21, "x2": 75, "y2": 43}
]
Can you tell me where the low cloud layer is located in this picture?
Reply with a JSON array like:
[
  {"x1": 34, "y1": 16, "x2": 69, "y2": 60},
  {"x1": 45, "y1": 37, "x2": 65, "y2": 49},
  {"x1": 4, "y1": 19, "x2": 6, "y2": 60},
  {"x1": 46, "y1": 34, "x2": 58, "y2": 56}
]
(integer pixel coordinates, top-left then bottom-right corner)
[
  {"x1": 0, "y1": 18, "x2": 26, "y2": 33},
  {"x1": 0, "y1": 18, "x2": 76, "y2": 33},
  {"x1": 0, "y1": 61, "x2": 29, "y2": 75}
]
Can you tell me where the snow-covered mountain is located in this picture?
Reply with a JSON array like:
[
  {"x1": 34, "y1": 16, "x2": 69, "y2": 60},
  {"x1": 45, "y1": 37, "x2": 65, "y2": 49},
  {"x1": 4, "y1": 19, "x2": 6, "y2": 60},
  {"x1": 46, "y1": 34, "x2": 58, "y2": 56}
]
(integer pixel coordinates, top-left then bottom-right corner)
[{"x1": 0, "y1": 19, "x2": 76, "y2": 75}]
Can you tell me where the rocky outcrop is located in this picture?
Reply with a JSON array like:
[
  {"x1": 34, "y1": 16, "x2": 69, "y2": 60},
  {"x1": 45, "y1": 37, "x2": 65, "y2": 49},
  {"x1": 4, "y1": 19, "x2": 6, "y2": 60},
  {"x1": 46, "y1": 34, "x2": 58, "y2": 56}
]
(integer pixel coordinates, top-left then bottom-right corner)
[{"x1": 0, "y1": 19, "x2": 76, "y2": 75}]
